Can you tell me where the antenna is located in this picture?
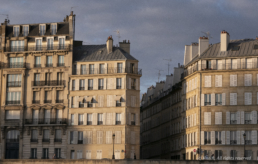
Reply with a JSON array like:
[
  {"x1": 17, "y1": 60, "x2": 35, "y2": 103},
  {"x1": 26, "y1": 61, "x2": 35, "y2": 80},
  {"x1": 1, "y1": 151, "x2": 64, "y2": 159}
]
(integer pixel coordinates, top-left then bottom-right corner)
[
  {"x1": 0, "y1": 14, "x2": 9, "y2": 24},
  {"x1": 201, "y1": 31, "x2": 213, "y2": 39},
  {"x1": 155, "y1": 69, "x2": 163, "y2": 82},
  {"x1": 163, "y1": 59, "x2": 172, "y2": 75},
  {"x1": 114, "y1": 30, "x2": 121, "y2": 43},
  {"x1": 71, "y1": 6, "x2": 78, "y2": 11}
]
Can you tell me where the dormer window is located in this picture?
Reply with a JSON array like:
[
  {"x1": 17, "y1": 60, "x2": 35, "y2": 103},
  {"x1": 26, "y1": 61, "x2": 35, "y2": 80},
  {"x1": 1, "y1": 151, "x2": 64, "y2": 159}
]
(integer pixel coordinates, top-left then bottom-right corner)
[
  {"x1": 254, "y1": 45, "x2": 258, "y2": 50},
  {"x1": 51, "y1": 24, "x2": 57, "y2": 35},
  {"x1": 231, "y1": 46, "x2": 240, "y2": 51},
  {"x1": 39, "y1": 24, "x2": 46, "y2": 36},
  {"x1": 23, "y1": 25, "x2": 29, "y2": 36},
  {"x1": 13, "y1": 26, "x2": 20, "y2": 37}
]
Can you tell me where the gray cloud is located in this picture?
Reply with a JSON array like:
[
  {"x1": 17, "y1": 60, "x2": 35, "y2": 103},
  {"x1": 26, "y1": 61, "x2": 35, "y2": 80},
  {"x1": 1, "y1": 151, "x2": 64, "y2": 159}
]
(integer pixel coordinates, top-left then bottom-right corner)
[{"x1": 1, "y1": 0, "x2": 258, "y2": 96}]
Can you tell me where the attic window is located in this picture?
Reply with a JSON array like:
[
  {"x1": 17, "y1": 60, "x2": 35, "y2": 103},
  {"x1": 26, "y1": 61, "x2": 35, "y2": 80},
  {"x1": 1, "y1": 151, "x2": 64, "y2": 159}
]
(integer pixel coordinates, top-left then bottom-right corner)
[
  {"x1": 254, "y1": 45, "x2": 258, "y2": 49},
  {"x1": 231, "y1": 46, "x2": 240, "y2": 51},
  {"x1": 98, "y1": 50, "x2": 103, "y2": 54}
]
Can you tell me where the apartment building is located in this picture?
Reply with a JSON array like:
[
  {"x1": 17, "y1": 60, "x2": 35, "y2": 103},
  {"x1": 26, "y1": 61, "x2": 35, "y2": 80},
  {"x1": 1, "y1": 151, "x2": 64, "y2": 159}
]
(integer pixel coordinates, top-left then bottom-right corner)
[
  {"x1": 140, "y1": 66, "x2": 184, "y2": 159},
  {"x1": 67, "y1": 37, "x2": 141, "y2": 159},
  {"x1": 141, "y1": 31, "x2": 258, "y2": 160},
  {"x1": 0, "y1": 12, "x2": 75, "y2": 159}
]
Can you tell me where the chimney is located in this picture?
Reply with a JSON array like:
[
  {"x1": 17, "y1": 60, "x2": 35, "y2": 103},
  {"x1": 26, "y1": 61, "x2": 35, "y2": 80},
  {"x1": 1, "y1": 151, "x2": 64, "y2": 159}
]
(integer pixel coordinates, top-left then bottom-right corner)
[
  {"x1": 183, "y1": 45, "x2": 190, "y2": 65},
  {"x1": 106, "y1": 35, "x2": 113, "y2": 54},
  {"x1": 220, "y1": 30, "x2": 230, "y2": 51},
  {"x1": 190, "y1": 42, "x2": 198, "y2": 59},
  {"x1": 119, "y1": 40, "x2": 130, "y2": 54},
  {"x1": 198, "y1": 36, "x2": 209, "y2": 56}
]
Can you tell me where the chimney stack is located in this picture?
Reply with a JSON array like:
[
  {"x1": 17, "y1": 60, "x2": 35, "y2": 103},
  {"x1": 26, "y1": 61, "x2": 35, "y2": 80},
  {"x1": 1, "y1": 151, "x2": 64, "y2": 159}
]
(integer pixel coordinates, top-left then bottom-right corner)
[
  {"x1": 119, "y1": 40, "x2": 130, "y2": 54},
  {"x1": 106, "y1": 35, "x2": 113, "y2": 54},
  {"x1": 220, "y1": 30, "x2": 230, "y2": 51},
  {"x1": 198, "y1": 36, "x2": 209, "y2": 56}
]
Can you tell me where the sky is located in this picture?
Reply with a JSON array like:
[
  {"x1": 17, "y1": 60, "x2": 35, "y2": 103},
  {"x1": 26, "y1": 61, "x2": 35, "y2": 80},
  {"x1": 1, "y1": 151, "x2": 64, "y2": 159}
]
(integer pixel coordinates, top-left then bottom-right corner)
[{"x1": 1, "y1": 0, "x2": 258, "y2": 96}]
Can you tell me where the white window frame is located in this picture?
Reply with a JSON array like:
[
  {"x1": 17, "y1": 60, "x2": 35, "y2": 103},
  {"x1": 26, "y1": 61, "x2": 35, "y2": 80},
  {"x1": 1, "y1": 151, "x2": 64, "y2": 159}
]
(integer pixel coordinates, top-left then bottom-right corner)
[
  {"x1": 39, "y1": 24, "x2": 46, "y2": 36},
  {"x1": 23, "y1": 25, "x2": 29, "y2": 36},
  {"x1": 13, "y1": 26, "x2": 20, "y2": 37},
  {"x1": 50, "y1": 23, "x2": 57, "y2": 35}
]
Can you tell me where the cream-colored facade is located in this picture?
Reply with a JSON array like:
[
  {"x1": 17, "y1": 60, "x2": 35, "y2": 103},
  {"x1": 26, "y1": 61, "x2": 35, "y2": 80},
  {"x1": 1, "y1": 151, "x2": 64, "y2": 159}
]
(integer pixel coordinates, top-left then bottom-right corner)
[
  {"x1": 141, "y1": 31, "x2": 258, "y2": 160},
  {"x1": 67, "y1": 38, "x2": 141, "y2": 159}
]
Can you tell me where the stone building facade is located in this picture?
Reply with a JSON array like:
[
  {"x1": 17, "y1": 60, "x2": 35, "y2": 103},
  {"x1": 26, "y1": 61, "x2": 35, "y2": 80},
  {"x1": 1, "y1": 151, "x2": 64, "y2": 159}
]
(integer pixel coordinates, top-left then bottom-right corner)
[{"x1": 141, "y1": 31, "x2": 258, "y2": 160}]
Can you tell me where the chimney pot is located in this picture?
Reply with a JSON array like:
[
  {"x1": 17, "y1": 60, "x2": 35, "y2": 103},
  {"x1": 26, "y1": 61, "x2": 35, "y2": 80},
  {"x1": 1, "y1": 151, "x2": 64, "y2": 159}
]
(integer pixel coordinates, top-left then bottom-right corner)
[{"x1": 221, "y1": 30, "x2": 230, "y2": 51}]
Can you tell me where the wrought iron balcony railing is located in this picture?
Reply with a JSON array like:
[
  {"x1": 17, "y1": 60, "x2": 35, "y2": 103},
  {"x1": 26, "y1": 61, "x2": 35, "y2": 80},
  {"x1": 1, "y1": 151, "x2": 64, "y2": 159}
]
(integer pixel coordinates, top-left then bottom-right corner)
[
  {"x1": 131, "y1": 121, "x2": 135, "y2": 125},
  {"x1": 204, "y1": 139, "x2": 211, "y2": 144},
  {"x1": 34, "y1": 64, "x2": 41, "y2": 68},
  {"x1": 205, "y1": 102, "x2": 211, "y2": 106},
  {"x1": 245, "y1": 140, "x2": 252, "y2": 145},
  {"x1": 6, "y1": 100, "x2": 20, "y2": 105},
  {"x1": 44, "y1": 100, "x2": 52, "y2": 103},
  {"x1": 6, "y1": 139, "x2": 19, "y2": 143},
  {"x1": 25, "y1": 118, "x2": 67, "y2": 125},
  {"x1": 32, "y1": 80, "x2": 65, "y2": 86},
  {"x1": 98, "y1": 121, "x2": 103, "y2": 125},
  {"x1": 79, "y1": 87, "x2": 85, "y2": 90},
  {"x1": 231, "y1": 120, "x2": 237, "y2": 124},
  {"x1": 245, "y1": 120, "x2": 252, "y2": 124},
  {"x1": 57, "y1": 63, "x2": 65, "y2": 67},
  {"x1": 56, "y1": 100, "x2": 64, "y2": 103},
  {"x1": 42, "y1": 139, "x2": 50, "y2": 142},
  {"x1": 32, "y1": 100, "x2": 40, "y2": 104},
  {"x1": 72, "y1": 67, "x2": 142, "y2": 75},
  {"x1": 5, "y1": 45, "x2": 71, "y2": 52},
  {"x1": 31, "y1": 139, "x2": 38, "y2": 142},
  {"x1": 54, "y1": 139, "x2": 62, "y2": 143},
  {"x1": 7, "y1": 81, "x2": 21, "y2": 87},
  {"x1": 230, "y1": 140, "x2": 237, "y2": 145},
  {"x1": 87, "y1": 121, "x2": 92, "y2": 125},
  {"x1": 1, "y1": 62, "x2": 26, "y2": 68},
  {"x1": 116, "y1": 102, "x2": 121, "y2": 107},
  {"x1": 98, "y1": 86, "x2": 103, "y2": 90},
  {"x1": 116, "y1": 121, "x2": 121, "y2": 125},
  {"x1": 78, "y1": 140, "x2": 83, "y2": 144},
  {"x1": 78, "y1": 121, "x2": 83, "y2": 125},
  {"x1": 45, "y1": 63, "x2": 53, "y2": 67},
  {"x1": 116, "y1": 86, "x2": 121, "y2": 89}
]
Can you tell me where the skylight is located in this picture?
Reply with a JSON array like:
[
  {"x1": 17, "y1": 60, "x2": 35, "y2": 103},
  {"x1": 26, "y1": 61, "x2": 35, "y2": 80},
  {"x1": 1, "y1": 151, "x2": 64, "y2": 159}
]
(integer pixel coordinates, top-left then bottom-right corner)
[{"x1": 231, "y1": 46, "x2": 240, "y2": 51}]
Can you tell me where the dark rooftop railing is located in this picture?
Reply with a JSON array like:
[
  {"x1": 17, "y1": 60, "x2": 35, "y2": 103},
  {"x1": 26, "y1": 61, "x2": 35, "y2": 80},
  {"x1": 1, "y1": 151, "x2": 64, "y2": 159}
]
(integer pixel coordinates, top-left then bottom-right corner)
[
  {"x1": 72, "y1": 67, "x2": 142, "y2": 75},
  {"x1": 0, "y1": 62, "x2": 26, "y2": 69},
  {"x1": 5, "y1": 44, "x2": 71, "y2": 52}
]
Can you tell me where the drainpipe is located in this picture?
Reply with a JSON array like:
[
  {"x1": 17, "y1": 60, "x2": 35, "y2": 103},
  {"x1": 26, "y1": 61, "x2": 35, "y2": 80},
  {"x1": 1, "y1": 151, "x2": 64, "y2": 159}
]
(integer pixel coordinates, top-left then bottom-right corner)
[{"x1": 199, "y1": 72, "x2": 202, "y2": 160}]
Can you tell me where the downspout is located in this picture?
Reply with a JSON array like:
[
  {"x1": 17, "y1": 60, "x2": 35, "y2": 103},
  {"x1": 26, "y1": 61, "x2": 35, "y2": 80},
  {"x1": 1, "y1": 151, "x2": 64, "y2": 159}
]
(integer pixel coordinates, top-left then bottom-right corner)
[{"x1": 199, "y1": 72, "x2": 202, "y2": 160}]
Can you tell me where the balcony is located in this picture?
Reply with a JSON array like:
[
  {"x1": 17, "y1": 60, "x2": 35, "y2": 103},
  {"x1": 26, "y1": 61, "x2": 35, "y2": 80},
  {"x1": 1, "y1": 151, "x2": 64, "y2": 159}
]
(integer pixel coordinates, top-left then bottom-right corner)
[
  {"x1": 5, "y1": 45, "x2": 71, "y2": 52},
  {"x1": 205, "y1": 102, "x2": 211, "y2": 106},
  {"x1": 45, "y1": 63, "x2": 53, "y2": 67},
  {"x1": 231, "y1": 120, "x2": 237, "y2": 124},
  {"x1": 116, "y1": 121, "x2": 121, "y2": 125},
  {"x1": 42, "y1": 139, "x2": 50, "y2": 142},
  {"x1": 25, "y1": 118, "x2": 67, "y2": 125},
  {"x1": 34, "y1": 64, "x2": 41, "y2": 68},
  {"x1": 88, "y1": 87, "x2": 93, "y2": 90},
  {"x1": 56, "y1": 100, "x2": 64, "y2": 103},
  {"x1": 79, "y1": 104, "x2": 84, "y2": 108},
  {"x1": 79, "y1": 87, "x2": 85, "y2": 90},
  {"x1": 116, "y1": 102, "x2": 121, "y2": 107},
  {"x1": 32, "y1": 100, "x2": 40, "y2": 104},
  {"x1": 131, "y1": 121, "x2": 135, "y2": 125},
  {"x1": 78, "y1": 121, "x2": 83, "y2": 125},
  {"x1": 215, "y1": 102, "x2": 222, "y2": 105},
  {"x1": 72, "y1": 67, "x2": 142, "y2": 75},
  {"x1": 98, "y1": 86, "x2": 103, "y2": 90},
  {"x1": 32, "y1": 80, "x2": 65, "y2": 86},
  {"x1": 41, "y1": 156, "x2": 49, "y2": 159},
  {"x1": 54, "y1": 139, "x2": 62, "y2": 143},
  {"x1": 245, "y1": 120, "x2": 251, "y2": 124},
  {"x1": 44, "y1": 100, "x2": 52, "y2": 104},
  {"x1": 6, "y1": 100, "x2": 20, "y2": 105},
  {"x1": 230, "y1": 140, "x2": 237, "y2": 145},
  {"x1": 131, "y1": 86, "x2": 136, "y2": 90},
  {"x1": 1, "y1": 62, "x2": 26, "y2": 69},
  {"x1": 57, "y1": 63, "x2": 65, "y2": 67},
  {"x1": 116, "y1": 86, "x2": 121, "y2": 89},
  {"x1": 204, "y1": 139, "x2": 211, "y2": 144},
  {"x1": 30, "y1": 139, "x2": 38, "y2": 142},
  {"x1": 7, "y1": 81, "x2": 21, "y2": 87},
  {"x1": 87, "y1": 121, "x2": 92, "y2": 125},
  {"x1": 87, "y1": 104, "x2": 93, "y2": 108},
  {"x1": 215, "y1": 140, "x2": 222, "y2": 144},
  {"x1": 98, "y1": 121, "x2": 103, "y2": 125},
  {"x1": 6, "y1": 139, "x2": 19, "y2": 143},
  {"x1": 245, "y1": 140, "x2": 252, "y2": 145},
  {"x1": 78, "y1": 140, "x2": 83, "y2": 144}
]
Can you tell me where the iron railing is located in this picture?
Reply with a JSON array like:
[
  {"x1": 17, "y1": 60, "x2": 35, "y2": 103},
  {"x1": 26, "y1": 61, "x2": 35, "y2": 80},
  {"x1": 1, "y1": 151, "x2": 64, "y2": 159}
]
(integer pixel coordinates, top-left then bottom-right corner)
[
  {"x1": 45, "y1": 63, "x2": 53, "y2": 67},
  {"x1": 98, "y1": 121, "x2": 103, "y2": 125},
  {"x1": 79, "y1": 87, "x2": 85, "y2": 90},
  {"x1": 116, "y1": 102, "x2": 121, "y2": 107},
  {"x1": 230, "y1": 140, "x2": 237, "y2": 145},
  {"x1": 32, "y1": 80, "x2": 65, "y2": 86},
  {"x1": 98, "y1": 86, "x2": 103, "y2": 90},
  {"x1": 231, "y1": 120, "x2": 237, "y2": 124},
  {"x1": 204, "y1": 139, "x2": 211, "y2": 144},
  {"x1": 42, "y1": 139, "x2": 50, "y2": 142},
  {"x1": 216, "y1": 102, "x2": 222, "y2": 105},
  {"x1": 78, "y1": 140, "x2": 83, "y2": 144},
  {"x1": 6, "y1": 45, "x2": 71, "y2": 52},
  {"x1": 79, "y1": 104, "x2": 84, "y2": 108},
  {"x1": 25, "y1": 118, "x2": 67, "y2": 124},
  {"x1": 6, "y1": 100, "x2": 20, "y2": 105},
  {"x1": 78, "y1": 121, "x2": 83, "y2": 125},
  {"x1": 87, "y1": 121, "x2": 92, "y2": 125},
  {"x1": 245, "y1": 120, "x2": 252, "y2": 124},
  {"x1": 215, "y1": 140, "x2": 222, "y2": 144},
  {"x1": 57, "y1": 63, "x2": 65, "y2": 67},
  {"x1": 116, "y1": 86, "x2": 121, "y2": 89},
  {"x1": 31, "y1": 139, "x2": 38, "y2": 142},
  {"x1": 88, "y1": 87, "x2": 93, "y2": 90},
  {"x1": 87, "y1": 103, "x2": 93, "y2": 108},
  {"x1": 1, "y1": 62, "x2": 26, "y2": 68},
  {"x1": 54, "y1": 139, "x2": 62, "y2": 143},
  {"x1": 56, "y1": 100, "x2": 64, "y2": 103},
  {"x1": 34, "y1": 64, "x2": 41, "y2": 68},
  {"x1": 72, "y1": 67, "x2": 142, "y2": 75},
  {"x1": 205, "y1": 102, "x2": 211, "y2": 106},
  {"x1": 245, "y1": 140, "x2": 252, "y2": 145},
  {"x1": 44, "y1": 100, "x2": 52, "y2": 103},
  {"x1": 116, "y1": 121, "x2": 121, "y2": 125},
  {"x1": 131, "y1": 121, "x2": 135, "y2": 125},
  {"x1": 7, "y1": 81, "x2": 21, "y2": 87},
  {"x1": 6, "y1": 139, "x2": 19, "y2": 143},
  {"x1": 32, "y1": 100, "x2": 40, "y2": 104}
]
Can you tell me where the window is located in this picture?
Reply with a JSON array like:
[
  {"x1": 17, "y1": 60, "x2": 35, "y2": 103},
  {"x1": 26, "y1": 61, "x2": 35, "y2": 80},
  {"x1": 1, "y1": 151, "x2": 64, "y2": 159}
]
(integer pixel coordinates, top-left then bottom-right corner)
[
  {"x1": 130, "y1": 63, "x2": 135, "y2": 73},
  {"x1": 44, "y1": 109, "x2": 50, "y2": 124},
  {"x1": 55, "y1": 148, "x2": 61, "y2": 159},
  {"x1": 215, "y1": 75, "x2": 222, "y2": 87},
  {"x1": 44, "y1": 91, "x2": 52, "y2": 103},
  {"x1": 230, "y1": 75, "x2": 237, "y2": 86},
  {"x1": 98, "y1": 114, "x2": 103, "y2": 125},
  {"x1": 244, "y1": 74, "x2": 252, "y2": 86},
  {"x1": 204, "y1": 76, "x2": 211, "y2": 87},
  {"x1": 131, "y1": 113, "x2": 136, "y2": 125},
  {"x1": 51, "y1": 24, "x2": 57, "y2": 35},
  {"x1": 78, "y1": 131, "x2": 83, "y2": 144},
  {"x1": 35, "y1": 56, "x2": 41, "y2": 67},
  {"x1": 89, "y1": 64, "x2": 94, "y2": 74},
  {"x1": 232, "y1": 59, "x2": 238, "y2": 69},
  {"x1": 215, "y1": 112, "x2": 222, "y2": 125},
  {"x1": 246, "y1": 58, "x2": 253, "y2": 69},
  {"x1": 131, "y1": 78, "x2": 136, "y2": 89},
  {"x1": 77, "y1": 150, "x2": 83, "y2": 159},
  {"x1": 30, "y1": 148, "x2": 37, "y2": 159},
  {"x1": 42, "y1": 148, "x2": 49, "y2": 159},
  {"x1": 71, "y1": 97, "x2": 74, "y2": 108},
  {"x1": 116, "y1": 78, "x2": 121, "y2": 89},
  {"x1": 46, "y1": 56, "x2": 53, "y2": 67},
  {"x1": 58, "y1": 56, "x2": 64, "y2": 66},
  {"x1": 55, "y1": 130, "x2": 62, "y2": 142},
  {"x1": 33, "y1": 92, "x2": 40, "y2": 104},
  {"x1": 57, "y1": 72, "x2": 63, "y2": 84},
  {"x1": 245, "y1": 150, "x2": 252, "y2": 160},
  {"x1": 230, "y1": 93, "x2": 237, "y2": 105},
  {"x1": 72, "y1": 80, "x2": 75, "y2": 91},
  {"x1": 86, "y1": 150, "x2": 91, "y2": 159},
  {"x1": 6, "y1": 92, "x2": 21, "y2": 105},
  {"x1": 47, "y1": 38, "x2": 54, "y2": 50},
  {"x1": 78, "y1": 114, "x2": 84, "y2": 125},
  {"x1": 88, "y1": 79, "x2": 93, "y2": 90},
  {"x1": 204, "y1": 131, "x2": 211, "y2": 144},
  {"x1": 245, "y1": 131, "x2": 252, "y2": 144},
  {"x1": 31, "y1": 129, "x2": 38, "y2": 142},
  {"x1": 79, "y1": 79, "x2": 85, "y2": 90},
  {"x1": 106, "y1": 131, "x2": 112, "y2": 144},
  {"x1": 231, "y1": 46, "x2": 240, "y2": 51},
  {"x1": 230, "y1": 150, "x2": 237, "y2": 160},
  {"x1": 230, "y1": 113, "x2": 237, "y2": 124},
  {"x1": 116, "y1": 113, "x2": 121, "y2": 125},
  {"x1": 99, "y1": 64, "x2": 104, "y2": 74},
  {"x1": 36, "y1": 39, "x2": 42, "y2": 50},
  {"x1": 96, "y1": 150, "x2": 102, "y2": 159},
  {"x1": 7, "y1": 74, "x2": 21, "y2": 87},
  {"x1": 81, "y1": 64, "x2": 86, "y2": 74},
  {"x1": 216, "y1": 60, "x2": 222, "y2": 70},
  {"x1": 245, "y1": 112, "x2": 252, "y2": 124},
  {"x1": 70, "y1": 150, "x2": 75, "y2": 159},
  {"x1": 56, "y1": 91, "x2": 63, "y2": 103},
  {"x1": 23, "y1": 25, "x2": 29, "y2": 36},
  {"x1": 244, "y1": 92, "x2": 252, "y2": 105},
  {"x1": 230, "y1": 131, "x2": 237, "y2": 145},
  {"x1": 87, "y1": 114, "x2": 92, "y2": 125},
  {"x1": 204, "y1": 112, "x2": 211, "y2": 125},
  {"x1": 98, "y1": 79, "x2": 104, "y2": 90},
  {"x1": 5, "y1": 110, "x2": 20, "y2": 120},
  {"x1": 42, "y1": 129, "x2": 49, "y2": 142},
  {"x1": 88, "y1": 99, "x2": 93, "y2": 108},
  {"x1": 215, "y1": 132, "x2": 222, "y2": 145},
  {"x1": 215, "y1": 94, "x2": 222, "y2": 105},
  {"x1": 204, "y1": 94, "x2": 211, "y2": 106},
  {"x1": 117, "y1": 63, "x2": 123, "y2": 73},
  {"x1": 214, "y1": 150, "x2": 223, "y2": 160},
  {"x1": 39, "y1": 25, "x2": 45, "y2": 36},
  {"x1": 206, "y1": 60, "x2": 211, "y2": 69},
  {"x1": 71, "y1": 114, "x2": 74, "y2": 125},
  {"x1": 10, "y1": 41, "x2": 24, "y2": 52},
  {"x1": 59, "y1": 37, "x2": 65, "y2": 49},
  {"x1": 13, "y1": 26, "x2": 20, "y2": 37}
]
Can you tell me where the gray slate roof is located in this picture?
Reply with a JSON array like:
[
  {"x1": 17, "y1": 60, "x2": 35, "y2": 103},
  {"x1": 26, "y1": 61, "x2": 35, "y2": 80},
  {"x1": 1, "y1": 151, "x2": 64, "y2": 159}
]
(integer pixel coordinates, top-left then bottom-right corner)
[
  {"x1": 187, "y1": 39, "x2": 258, "y2": 66},
  {"x1": 73, "y1": 45, "x2": 137, "y2": 62}
]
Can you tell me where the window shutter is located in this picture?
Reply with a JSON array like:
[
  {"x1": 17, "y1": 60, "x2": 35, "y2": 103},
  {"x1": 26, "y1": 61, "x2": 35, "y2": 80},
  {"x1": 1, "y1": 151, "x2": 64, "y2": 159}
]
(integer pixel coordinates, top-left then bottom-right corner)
[
  {"x1": 211, "y1": 131, "x2": 215, "y2": 145},
  {"x1": 252, "y1": 130, "x2": 257, "y2": 145},
  {"x1": 221, "y1": 131, "x2": 225, "y2": 145},
  {"x1": 252, "y1": 111, "x2": 257, "y2": 124},
  {"x1": 241, "y1": 131, "x2": 245, "y2": 145},
  {"x1": 93, "y1": 113, "x2": 97, "y2": 125},
  {"x1": 201, "y1": 131, "x2": 204, "y2": 145},
  {"x1": 226, "y1": 112, "x2": 230, "y2": 124},
  {"x1": 230, "y1": 93, "x2": 234, "y2": 105},
  {"x1": 74, "y1": 131, "x2": 78, "y2": 144},
  {"x1": 211, "y1": 93, "x2": 215, "y2": 106},
  {"x1": 237, "y1": 131, "x2": 240, "y2": 145},
  {"x1": 208, "y1": 112, "x2": 211, "y2": 125},
  {"x1": 237, "y1": 111, "x2": 240, "y2": 124},
  {"x1": 257, "y1": 74, "x2": 258, "y2": 86},
  {"x1": 234, "y1": 75, "x2": 237, "y2": 86},
  {"x1": 222, "y1": 93, "x2": 226, "y2": 105},
  {"x1": 83, "y1": 131, "x2": 86, "y2": 144},
  {"x1": 75, "y1": 79, "x2": 79, "y2": 90},
  {"x1": 241, "y1": 111, "x2": 245, "y2": 124},
  {"x1": 201, "y1": 94, "x2": 204, "y2": 106},
  {"x1": 226, "y1": 131, "x2": 230, "y2": 145},
  {"x1": 195, "y1": 77, "x2": 197, "y2": 89},
  {"x1": 67, "y1": 131, "x2": 70, "y2": 144},
  {"x1": 215, "y1": 112, "x2": 222, "y2": 125},
  {"x1": 113, "y1": 113, "x2": 116, "y2": 125},
  {"x1": 74, "y1": 96, "x2": 79, "y2": 108},
  {"x1": 215, "y1": 75, "x2": 218, "y2": 87},
  {"x1": 74, "y1": 114, "x2": 78, "y2": 125},
  {"x1": 234, "y1": 93, "x2": 237, "y2": 105},
  {"x1": 194, "y1": 113, "x2": 196, "y2": 126},
  {"x1": 128, "y1": 78, "x2": 131, "y2": 89},
  {"x1": 245, "y1": 92, "x2": 248, "y2": 105},
  {"x1": 136, "y1": 113, "x2": 139, "y2": 125},
  {"x1": 186, "y1": 82, "x2": 188, "y2": 92},
  {"x1": 204, "y1": 76, "x2": 207, "y2": 87}
]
